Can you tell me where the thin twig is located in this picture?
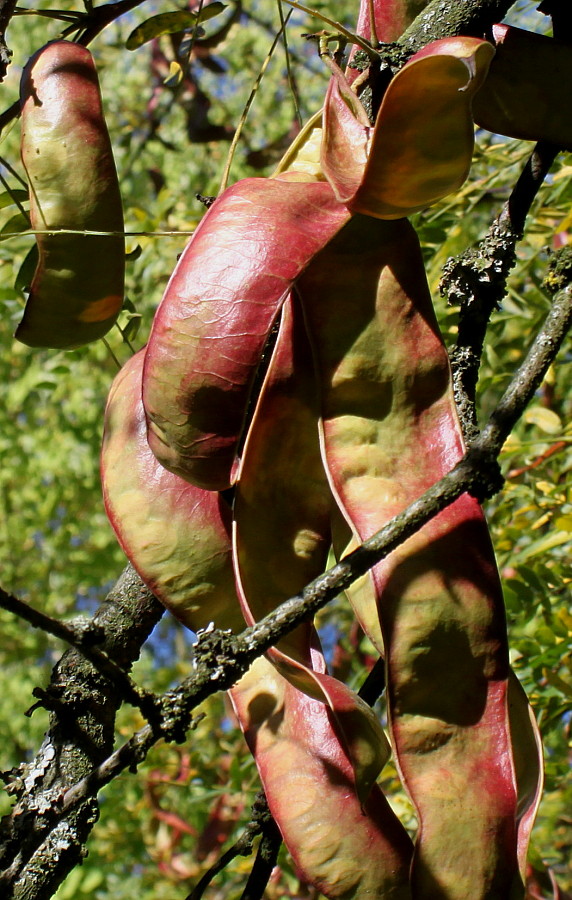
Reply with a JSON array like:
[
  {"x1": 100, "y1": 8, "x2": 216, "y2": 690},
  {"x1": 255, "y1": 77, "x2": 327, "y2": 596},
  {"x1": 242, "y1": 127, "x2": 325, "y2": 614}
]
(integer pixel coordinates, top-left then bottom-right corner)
[
  {"x1": 277, "y1": 0, "x2": 303, "y2": 129},
  {"x1": 441, "y1": 140, "x2": 561, "y2": 441},
  {"x1": 219, "y1": 9, "x2": 293, "y2": 194},
  {"x1": 239, "y1": 815, "x2": 282, "y2": 900},
  {"x1": 185, "y1": 792, "x2": 278, "y2": 900}
]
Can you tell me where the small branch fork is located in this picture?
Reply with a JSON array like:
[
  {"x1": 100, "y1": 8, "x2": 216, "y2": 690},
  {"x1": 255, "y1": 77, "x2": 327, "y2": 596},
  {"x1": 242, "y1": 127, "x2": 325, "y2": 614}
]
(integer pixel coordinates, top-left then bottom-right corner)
[
  {"x1": 2, "y1": 276, "x2": 570, "y2": 898},
  {"x1": 0, "y1": 587, "x2": 156, "y2": 717}
]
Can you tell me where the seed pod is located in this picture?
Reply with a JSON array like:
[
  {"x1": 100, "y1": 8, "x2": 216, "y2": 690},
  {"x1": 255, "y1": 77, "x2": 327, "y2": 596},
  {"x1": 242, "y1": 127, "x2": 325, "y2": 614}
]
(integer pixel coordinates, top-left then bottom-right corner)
[
  {"x1": 101, "y1": 349, "x2": 241, "y2": 633},
  {"x1": 233, "y1": 294, "x2": 391, "y2": 802},
  {"x1": 102, "y1": 347, "x2": 411, "y2": 899},
  {"x1": 142, "y1": 178, "x2": 349, "y2": 491},
  {"x1": 18, "y1": 41, "x2": 124, "y2": 349},
  {"x1": 471, "y1": 25, "x2": 572, "y2": 148},
  {"x1": 231, "y1": 654, "x2": 414, "y2": 900},
  {"x1": 322, "y1": 38, "x2": 495, "y2": 218},
  {"x1": 297, "y1": 213, "x2": 525, "y2": 898}
]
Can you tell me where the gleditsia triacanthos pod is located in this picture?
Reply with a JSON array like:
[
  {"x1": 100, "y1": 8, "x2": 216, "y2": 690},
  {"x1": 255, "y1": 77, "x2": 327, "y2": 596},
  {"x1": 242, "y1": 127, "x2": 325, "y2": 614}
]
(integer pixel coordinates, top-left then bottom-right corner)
[
  {"x1": 231, "y1": 653, "x2": 414, "y2": 900},
  {"x1": 142, "y1": 179, "x2": 349, "y2": 491},
  {"x1": 472, "y1": 25, "x2": 572, "y2": 149},
  {"x1": 321, "y1": 38, "x2": 495, "y2": 218},
  {"x1": 18, "y1": 41, "x2": 124, "y2": 349},
  {"x1": 101, "y1": 349, "x2": 241, "y2": 634},
  {"x1": 101, "y1": 348, "x2": 413, "y2": 899},
  {"x1": 296, "y1": 213, "x2": 541, "y2": 899},
  {"x1": 232, "y1": 294, "x2": 393, "y2": 805}
]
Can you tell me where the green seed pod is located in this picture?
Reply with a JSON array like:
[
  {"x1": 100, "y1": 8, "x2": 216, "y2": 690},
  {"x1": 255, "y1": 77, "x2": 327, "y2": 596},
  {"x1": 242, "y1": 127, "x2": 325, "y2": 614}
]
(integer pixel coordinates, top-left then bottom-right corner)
[{"x1": 17, "y1": 41, "x2": 124, "y2": 349}]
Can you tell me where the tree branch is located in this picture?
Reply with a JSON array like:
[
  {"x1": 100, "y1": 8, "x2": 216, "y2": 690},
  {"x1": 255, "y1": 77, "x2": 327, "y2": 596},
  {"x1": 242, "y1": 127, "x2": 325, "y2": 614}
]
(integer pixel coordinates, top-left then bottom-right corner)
[
  {"x1": 0, "y1": 0, "x2": 17, "y2": 81},
  {"x1": 184, "y1": 792, "x2": 277, "y2": 900},
  {"x1": 0, "y1": 586, "x2": 157, "y2": 717},
  {"x1": 399, "y1": 0, "x2": 518, "y2": 54},
  {"x1": 0, "y1": 566, "x2": 164, "y2": 900},
  {"x1": 441, "y1": 140, "x2": 560, "y2": 441}
]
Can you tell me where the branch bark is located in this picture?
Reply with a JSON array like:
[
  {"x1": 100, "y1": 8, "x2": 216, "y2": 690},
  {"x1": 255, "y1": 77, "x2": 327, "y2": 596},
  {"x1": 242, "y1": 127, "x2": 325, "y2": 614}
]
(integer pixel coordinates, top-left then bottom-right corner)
[
  {"x1": 0, "y1": 566, "x2": 164, "y2": 900},
  {"x1": 399, "y1": 0, "x2": 518, "y2": 54},
  {"x1": 441, "y1": 140, "x2": 560, "y2": 441},
  {"x1": 0, "y1": 0, "x2": 17, "y2": 81}
]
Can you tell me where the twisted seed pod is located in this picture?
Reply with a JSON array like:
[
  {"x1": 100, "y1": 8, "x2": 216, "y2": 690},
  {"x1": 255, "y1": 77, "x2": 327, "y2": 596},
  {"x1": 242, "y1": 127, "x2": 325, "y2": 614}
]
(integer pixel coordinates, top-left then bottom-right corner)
[
  {"x1": 102, "y1": 349, "x2": 412, "y2": 898},
  {"x1": 297, "y1": 213, "x2": 529, "y2": 898},
  {"x1": 142, "y1": 178, "x2": 349, "y2": 491},
  {"x1": 231, "y1": 653, "x2": 414, "y2": 900},
  {"x1": 18, "y1": 41, "x2": 124, "y2": 349},
  {"x1": 322, "y1": 38, "x2": 494, "y2": 218},
  {"x1": 233, "y1": 294, "x2": 392, "y2": 804}
]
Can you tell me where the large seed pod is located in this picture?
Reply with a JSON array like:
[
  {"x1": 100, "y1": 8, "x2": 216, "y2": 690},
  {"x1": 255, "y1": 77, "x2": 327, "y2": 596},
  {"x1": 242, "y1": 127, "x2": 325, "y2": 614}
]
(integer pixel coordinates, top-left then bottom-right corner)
[
  {"x1": 102, "y1": 348, "x2": 411, "y2": 898},
  {"x1": 17, "y1": 41, "x2": 124, "y2": 349},
  {"x1": 142, "y1": 178, "x2": 349, "y2": 491},
  {"x1": 322, "y1": 38, "x2": 494, "y2": 219},
  {"x1": 231, "y1": 654, "x2": 414, "y2": 900},
  {"x1": 297, "y1": 213, "x2": 528, "y2": 898},
  {"x1": 101, "y1": 349, "x2": 241, "y2": 633},
  {"x1": 233, "y1": 294, "x2": 391, "y2": 803},
  {"x1": 472, "y1": 25, "x2": 572, "y2": 149}
]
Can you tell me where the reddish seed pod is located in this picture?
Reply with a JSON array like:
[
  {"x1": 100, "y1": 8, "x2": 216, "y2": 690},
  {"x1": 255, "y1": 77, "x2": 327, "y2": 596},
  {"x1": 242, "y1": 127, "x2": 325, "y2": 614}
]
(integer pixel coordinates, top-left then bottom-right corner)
[
  {"x1": 142, "y1": 178, "x2": 348, "y2": 491},
  {"x1": 18, "y1": 41, "x2": 124, "y2": 349}
]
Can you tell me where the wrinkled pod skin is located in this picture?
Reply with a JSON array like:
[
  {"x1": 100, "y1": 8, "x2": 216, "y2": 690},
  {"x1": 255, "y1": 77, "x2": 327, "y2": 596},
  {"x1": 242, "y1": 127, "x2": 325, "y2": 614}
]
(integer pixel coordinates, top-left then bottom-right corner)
[
  {"x1": 102, "y1": 349, "x2": 413, "y2": 899},
  {"x1": 296, "y1": 213, "x2": 538, "y2": 899},
  {"x1": 142, "y1": 179, "x2": 349, "y2": 491},
  {"x1": 18, "y1": 41, "x2": 124, "y2": 349},
  {"x1": 233, "y1": 294, "x2": 406, "y2": 824}
]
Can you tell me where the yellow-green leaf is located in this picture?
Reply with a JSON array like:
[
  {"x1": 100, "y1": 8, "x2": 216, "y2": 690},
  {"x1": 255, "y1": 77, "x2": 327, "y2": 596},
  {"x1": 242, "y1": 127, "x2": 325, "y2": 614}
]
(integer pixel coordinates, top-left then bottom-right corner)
[
  {"x1": 524, "y1": 406, "x2": 562, "y2": 435},
  {"x1": 126, "y1": 5, "x2": 226, "y2": 51},
  {"x1": 0, "y1": 211, "x2": 30, "y2": 240},
  {"x1": 0, "y1": 189, "x2": 28, "y2": 211}
]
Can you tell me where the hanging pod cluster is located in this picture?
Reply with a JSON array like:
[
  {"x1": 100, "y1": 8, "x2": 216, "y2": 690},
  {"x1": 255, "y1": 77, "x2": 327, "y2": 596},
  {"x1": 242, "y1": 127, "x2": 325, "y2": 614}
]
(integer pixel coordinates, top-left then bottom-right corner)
[{"x1": 101, "y1": 4, "x2": 572, "y2": 898}]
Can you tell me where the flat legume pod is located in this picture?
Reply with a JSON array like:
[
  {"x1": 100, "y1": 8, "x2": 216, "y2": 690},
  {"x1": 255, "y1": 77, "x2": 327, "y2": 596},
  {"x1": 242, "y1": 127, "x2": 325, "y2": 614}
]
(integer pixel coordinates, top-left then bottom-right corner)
[
  {"x1": 233, "y1": 294, "x2": 391, "y2": 802},
  {"x1": 143, "y1": 178, "x2": 349, "y2": 491},
  {"x1": 297, "y1": 213, "x2": 525, "y2": 898},
  {"x1": 18, "y1": 41, "x2": 124, "y2": 349},
  {"x1": 102, "y1": 347, "x2": 412, "y2": 898}
]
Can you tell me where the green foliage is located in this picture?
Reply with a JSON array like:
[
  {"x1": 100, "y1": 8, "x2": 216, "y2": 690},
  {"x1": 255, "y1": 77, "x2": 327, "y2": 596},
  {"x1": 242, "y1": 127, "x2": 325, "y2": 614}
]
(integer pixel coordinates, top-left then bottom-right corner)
[{"x1": 0, "y1": 0, "x2": 570, "y2": 895}]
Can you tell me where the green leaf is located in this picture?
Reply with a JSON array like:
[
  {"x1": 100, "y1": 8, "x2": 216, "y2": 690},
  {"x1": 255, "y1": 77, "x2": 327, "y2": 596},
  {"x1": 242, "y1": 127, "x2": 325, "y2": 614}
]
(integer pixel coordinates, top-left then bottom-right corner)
[
  {"x1": 524, "y1": 406, "x2": 562, "y2": 435},
  {"x1": 14, "y1": 244, "x2": 38, "y2": 292},
  {"x1": 0, "y1": 189, "x2": 28, "y2": 211},
  {"x1": 516, "y1": 531, "x2": 570, "y2": 562},
  {"x1": 126, "y1": 5, "x2": 226, "y2": 51},
  {"x1": 0, "y1": 212, "x2": 30, "y2": 240},
  {"x1": 121, "y1": 313, "x2": 142, "y2": 343}
]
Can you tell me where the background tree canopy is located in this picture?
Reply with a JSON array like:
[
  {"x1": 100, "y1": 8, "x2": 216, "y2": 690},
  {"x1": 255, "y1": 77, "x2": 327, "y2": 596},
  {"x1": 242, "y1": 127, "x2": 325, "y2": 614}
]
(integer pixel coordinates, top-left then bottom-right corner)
[{"x1": 0, "y1": 0, "x2": 570, "y2": 897}]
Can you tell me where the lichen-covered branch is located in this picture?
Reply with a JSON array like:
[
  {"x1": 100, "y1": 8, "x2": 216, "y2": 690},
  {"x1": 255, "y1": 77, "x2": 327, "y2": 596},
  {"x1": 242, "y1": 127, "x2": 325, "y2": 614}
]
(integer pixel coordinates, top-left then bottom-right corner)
[
  {"x1": 0, "y1": 567, "x2": 164, "y2": 900},
  {"x1": 399, "y1": 0, "x2": 517, "y2": 54},
  {"x1": 441, "y1": 140, "x2": 560, "y2": 441},
  {"x1": 0, "y1": 586, "x2": 155, "y2": 715}
]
